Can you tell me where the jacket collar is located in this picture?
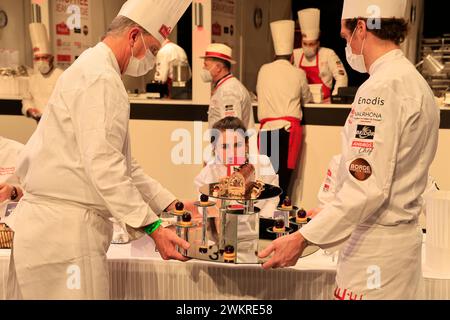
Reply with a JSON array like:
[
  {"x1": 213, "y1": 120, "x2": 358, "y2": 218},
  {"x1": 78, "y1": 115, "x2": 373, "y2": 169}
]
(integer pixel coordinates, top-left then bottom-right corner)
[
  {"x1": 369, "y1": 49, "x2": 404, "y2": 75},
  {"x1": 97, "y1": 42, "x2": 121, "y2": 75}
]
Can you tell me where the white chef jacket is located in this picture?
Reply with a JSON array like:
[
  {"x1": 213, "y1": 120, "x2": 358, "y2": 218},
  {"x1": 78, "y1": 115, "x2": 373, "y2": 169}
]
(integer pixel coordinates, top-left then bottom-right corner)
[
  {"x1": 154, "y1": 41, "x2": 190, "y2": 83},
  {"x1": 208, "y1": 75, "x2": 255, "y2": 130},
  {"x1": 292, "y1": 47, "x2": 348, "y2": 96},
  {"x1": 317, "y1": 154, "x2": 341, "y2": 208},
  {"x1": 0, "y1": 137, "x2": 23, "y2": 220},
  {"x1": 300, "y1": 49, "x2": 440, "y2": 246},
  {"x1": 194, "y1": 154, "x2": 279, "y2": 218},
  {"x1": 9, "y1": 42, "x2": 176, "y2": 299},
  {"x1": 299, "y1": 49, "x2": 439, "y2": 299},
  {"x1": 21, "y1": 67, "x2": 64, "y2": 114},
  {"x1": 257, "y1": 59, "x2": 313, "y2": 131}
]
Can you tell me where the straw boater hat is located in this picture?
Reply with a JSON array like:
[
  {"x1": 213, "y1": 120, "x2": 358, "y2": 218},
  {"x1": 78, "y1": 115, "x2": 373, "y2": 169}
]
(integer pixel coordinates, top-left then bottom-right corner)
[{"x1": 200, "y1": 43, "x2": 236, "y2": 64}]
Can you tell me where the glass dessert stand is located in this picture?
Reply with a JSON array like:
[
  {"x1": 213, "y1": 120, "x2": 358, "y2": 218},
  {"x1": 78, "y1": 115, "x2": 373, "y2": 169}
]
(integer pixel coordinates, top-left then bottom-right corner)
[{"x1": 170, "y1": 183, "x2": 319, "y2": 264}]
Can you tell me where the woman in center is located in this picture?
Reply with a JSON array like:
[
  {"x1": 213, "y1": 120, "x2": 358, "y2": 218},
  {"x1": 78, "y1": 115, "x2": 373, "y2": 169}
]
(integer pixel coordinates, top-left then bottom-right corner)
[
  {"x1": 195, "y1": 117, "x2": 279, "y2": 263},
  {"x1": 195, "y1": 116, "x2": 279, "y2": 217}
]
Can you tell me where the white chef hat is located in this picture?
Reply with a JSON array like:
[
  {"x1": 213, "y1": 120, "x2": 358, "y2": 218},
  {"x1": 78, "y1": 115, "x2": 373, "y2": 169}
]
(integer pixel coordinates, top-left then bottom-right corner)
[
  {"x1": 29, "y1": 23, "x2": 51, "y2": 56},
  {"x1": 298, "y1": 8, "x2": 320, "y2": 41},
  {"x1": 270, "y1": 20, "x2": 295, "y2": 55},
  {"x1": 342, "y1": 0, "x2": 407, "y2": 20},
  {"x1": 117, "y1": 0, "x2": 192, "y2": 44}
]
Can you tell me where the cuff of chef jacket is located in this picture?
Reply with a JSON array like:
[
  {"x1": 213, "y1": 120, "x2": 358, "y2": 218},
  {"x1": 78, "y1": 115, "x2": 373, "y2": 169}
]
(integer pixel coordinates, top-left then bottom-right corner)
[
  {"x1": 299, "y1": 213, "x2": 350, "y2": 251},
  {"x1": 146, "y1": 189, "x2": 177, "y2": 215}
]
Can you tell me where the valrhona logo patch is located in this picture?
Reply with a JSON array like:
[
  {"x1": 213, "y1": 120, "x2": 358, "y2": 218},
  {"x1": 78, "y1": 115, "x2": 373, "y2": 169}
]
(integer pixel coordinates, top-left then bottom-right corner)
[{"x1": 349, "y1": 158, "x2": 372, "y2": 181}]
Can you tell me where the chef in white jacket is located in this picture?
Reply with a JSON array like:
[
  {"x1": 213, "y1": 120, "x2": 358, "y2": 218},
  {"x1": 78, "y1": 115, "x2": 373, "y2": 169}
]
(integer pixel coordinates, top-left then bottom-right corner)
[
  {"x1": 8, "y1": 0, "x2": 192, "y2": 300},
  {"x1": 0, "y1": 137, "x2": 24, "y2": 221},
  {"x1": 257, "y1": 19, "x2": 313, "y2": 204},
  {"x1": 154, "y1": 39, "x2": 191, "y2": 85},
  {"x1": 22, "y1": 23, "x2": 63, "y2": 122},
  {"x1": 200, "y1": 43, "x2": 255, "y2": 131},
  {"x1": 259, "y1": 0, "x2": 440, "y2": 300},
  {"x1": 292, "y1": 8, "x2": 348, "y2": 99}
]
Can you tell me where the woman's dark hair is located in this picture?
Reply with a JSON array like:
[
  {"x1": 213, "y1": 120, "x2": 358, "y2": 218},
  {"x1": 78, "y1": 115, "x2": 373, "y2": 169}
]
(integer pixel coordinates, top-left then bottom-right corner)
[
  {"x1": 211, "y1": 116, "x2": 249, "y2": 145},
  {"x1": 345, "y1": 18, "x2": 409, "y2": 45}
]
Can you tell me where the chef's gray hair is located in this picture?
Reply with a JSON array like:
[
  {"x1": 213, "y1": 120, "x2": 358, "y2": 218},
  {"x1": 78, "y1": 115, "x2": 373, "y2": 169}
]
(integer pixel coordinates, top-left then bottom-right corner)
[{"x1": 105, "y1": 16, "x2": 150, "y2": 38}]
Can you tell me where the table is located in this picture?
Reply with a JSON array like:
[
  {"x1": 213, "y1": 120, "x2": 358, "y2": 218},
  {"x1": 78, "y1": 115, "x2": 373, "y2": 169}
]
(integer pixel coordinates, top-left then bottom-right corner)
[{"x1": 1, "y1": 237, "x2": 449, "y2": 300}]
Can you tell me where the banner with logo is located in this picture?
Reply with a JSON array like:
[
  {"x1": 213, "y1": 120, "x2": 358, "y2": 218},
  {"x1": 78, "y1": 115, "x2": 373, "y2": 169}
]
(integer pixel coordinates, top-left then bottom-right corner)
[
  {"x1": 52, "y1": 0, "x2": 92, "y2": 69},
  {"x1": 211, "y1": 0, "x2": 237, "y2": 50}
]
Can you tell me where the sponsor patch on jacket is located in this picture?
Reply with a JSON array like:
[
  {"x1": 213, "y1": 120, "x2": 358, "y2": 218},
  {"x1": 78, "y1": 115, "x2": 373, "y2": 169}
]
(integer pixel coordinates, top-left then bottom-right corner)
[
  {"x1": 323, "y1": 184, "x2": 330, "y2": 192},
  {"x1": 352, "y1": 141, "x2": 373, "y2": 149},
  {"x1": 355, "y1": 125, "x2": 375, "y2": 140},
  {"x1": 349, "y1": 158, "x2": 372, "y2": 181},
  {"x1": 353, "y1": 108, "x2": 382, "y2": 123},
  {"x1": 357, "y1": 96, "x2": 385, "y2": 106}
]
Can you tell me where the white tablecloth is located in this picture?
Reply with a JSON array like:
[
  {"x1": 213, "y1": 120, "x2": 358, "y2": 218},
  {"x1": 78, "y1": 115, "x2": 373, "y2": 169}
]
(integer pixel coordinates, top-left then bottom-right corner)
[{"x1": 1, "y1": 237, "x2": 449, "y2": 300}]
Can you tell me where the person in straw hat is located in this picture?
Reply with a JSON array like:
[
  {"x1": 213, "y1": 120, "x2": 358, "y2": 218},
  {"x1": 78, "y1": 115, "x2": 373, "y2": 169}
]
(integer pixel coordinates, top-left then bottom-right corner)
[
  {"x1": 259, "y1": 0, "x2": 439, "y2": 300},
  {"x1": 200, "y1": 43, "x2": 255, "y2": 131},
  {"x1": 22, "y1": 23, "x2": 64, "y2": 122},
  {"x1": 256, "y1": 19, "x2": 312, "y2": 205},
  {"x1": 8, "y1": 0, "x2": 193, "y2": 299},
  {"x1": 292, "y1": 8, "x2": 348, "y2": 100}
]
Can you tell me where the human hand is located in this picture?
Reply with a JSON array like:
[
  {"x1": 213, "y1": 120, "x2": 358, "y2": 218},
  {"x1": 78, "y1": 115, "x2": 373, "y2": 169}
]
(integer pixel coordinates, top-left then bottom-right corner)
[
  {"x1": 150, "y1": 226, "x2": 190, "y2": 262},
  {"x1": 0, "y1": 184, "x2": 13, "y2": 202},
  {"x1": 307, "y1": 207, "x2": 323, "y2": 219},
  {"x1": 258, "y1": 231, "x2": 308, "y2": 270}
]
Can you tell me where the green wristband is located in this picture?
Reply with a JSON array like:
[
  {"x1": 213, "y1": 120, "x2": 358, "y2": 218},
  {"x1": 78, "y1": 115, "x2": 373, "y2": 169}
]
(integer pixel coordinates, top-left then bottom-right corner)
[{"x1": 144, "y1": 219, "x2": 162, "y2": 236}]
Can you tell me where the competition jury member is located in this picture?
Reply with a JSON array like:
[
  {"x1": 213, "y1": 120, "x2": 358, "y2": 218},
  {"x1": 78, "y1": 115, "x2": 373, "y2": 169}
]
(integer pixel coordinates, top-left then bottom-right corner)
[
  {"x1": 292, "y1": 8, "x2": 348, "y2": 100},
  {"x1": 22, "y1": 23, "x2": 64, "y2": 122},
  {"x1": 259, "y1": 0, "x2": 440, "y2": 300},
  {"x1": 200, "y1": 43, "x2": 255, "y2": 131},
  {"x1": 8, "y1": 0, "x2": 193, "y2": 300}
]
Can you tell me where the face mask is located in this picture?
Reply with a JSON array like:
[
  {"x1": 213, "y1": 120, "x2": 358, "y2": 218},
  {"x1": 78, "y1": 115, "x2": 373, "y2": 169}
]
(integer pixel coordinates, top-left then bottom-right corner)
[
  {"x1": 201, "y1": 68, "x2": 213, "y2": 83},
  {"x1": 303, "y1": 46, "x2": 317, "y2": 59},
  {"x1": 345, "y1": 28, "x2": 367, "y2": 73},
  {"x1": 124, "y1": 33, "x2": 156, "y2": 77},
  {"x1": 36, "y1": 61, "x2": 51, "y2": 75}
]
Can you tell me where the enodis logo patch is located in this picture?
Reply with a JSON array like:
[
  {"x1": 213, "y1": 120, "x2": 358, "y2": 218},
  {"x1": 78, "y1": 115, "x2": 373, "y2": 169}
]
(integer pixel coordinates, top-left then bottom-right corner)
[{"x1": 349, "y1": 158, "x2": 372, "y2": 181}]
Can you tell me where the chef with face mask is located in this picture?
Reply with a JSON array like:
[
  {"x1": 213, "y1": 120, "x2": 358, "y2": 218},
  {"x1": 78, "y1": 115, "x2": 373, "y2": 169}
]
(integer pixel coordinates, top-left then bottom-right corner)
[
  {"x1": 259, "y1": 0, "x2": 440, "y2": 300},
  {"x1": 8, "y1": 0, "x2": 192, "y2": 300},
  {"x1": 292, "y1": 8, "x2": 348, "y2": 100},
  {"x1": 21, "y1": 23, "x2": 64, "y2": 122}
]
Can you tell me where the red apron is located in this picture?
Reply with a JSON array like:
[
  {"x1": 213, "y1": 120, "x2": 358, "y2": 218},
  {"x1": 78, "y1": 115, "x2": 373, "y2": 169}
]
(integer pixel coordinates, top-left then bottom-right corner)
[
  {"x1": 299, "y1": 53, "x2": 331, "y2": 100},
  {"x1": 258, "y1": 117, "x2": 302, "y2": 170}
]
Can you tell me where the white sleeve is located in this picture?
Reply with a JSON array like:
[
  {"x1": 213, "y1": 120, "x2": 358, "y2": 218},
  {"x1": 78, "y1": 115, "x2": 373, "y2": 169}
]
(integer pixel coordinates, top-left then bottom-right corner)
[
  {"x1": 65, "y1": 76, "x2": 160, "y2": 230},
  {"x1": 130, "y1": 157, "x2": 176, "y2": 214},
  {"x1": 298, "y1": 69, "x2": 313, "y2": 104},
  {"x1": 327, "y1": 50, "x2": 348, "y2": 96},
  {"x1": 154, "y1": 51, "x2": 170, "y2": 82},
  {"x1": 300, "y1": 84, "x2": 407, "y2": 246},
  {"x1": 21, "y1": 77, "x2": 34, "y2": 115},
  {"x1": 317, "y1": 154, "x2": 342, "y2": 208}
]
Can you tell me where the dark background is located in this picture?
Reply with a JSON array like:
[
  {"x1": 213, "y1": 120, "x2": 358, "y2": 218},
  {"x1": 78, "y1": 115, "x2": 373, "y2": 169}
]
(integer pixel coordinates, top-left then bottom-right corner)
[{"x1": 291, "y1": 0, "x2": 449, "y2": 88}]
